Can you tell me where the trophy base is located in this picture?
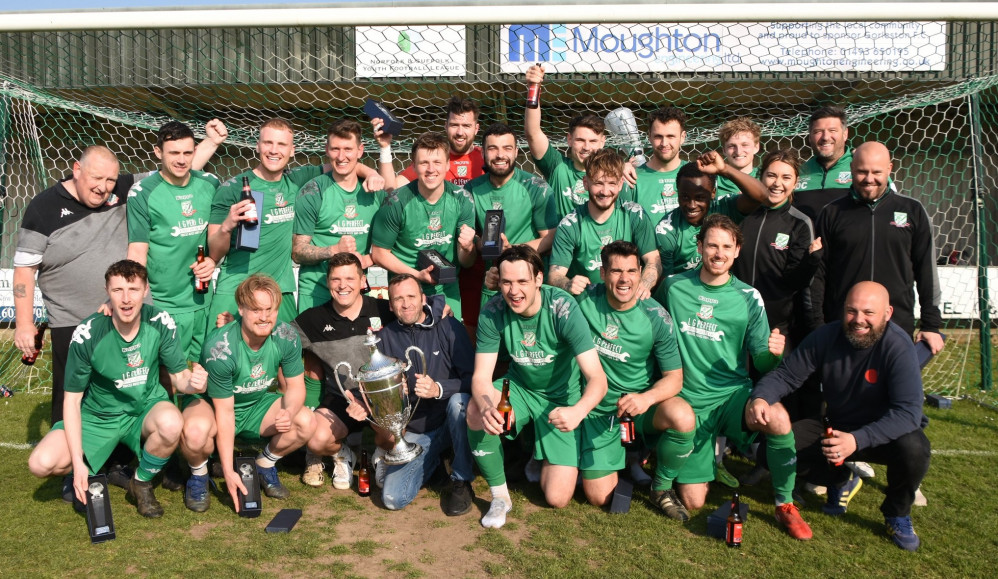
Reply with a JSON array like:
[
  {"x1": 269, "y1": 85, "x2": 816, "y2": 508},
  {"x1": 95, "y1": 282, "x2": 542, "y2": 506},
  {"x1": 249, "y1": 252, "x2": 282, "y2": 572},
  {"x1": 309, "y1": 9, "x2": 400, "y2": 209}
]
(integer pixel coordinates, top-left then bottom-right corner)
[{"x1": 384, "y1": 439, "x2": 424, "y2": 466}]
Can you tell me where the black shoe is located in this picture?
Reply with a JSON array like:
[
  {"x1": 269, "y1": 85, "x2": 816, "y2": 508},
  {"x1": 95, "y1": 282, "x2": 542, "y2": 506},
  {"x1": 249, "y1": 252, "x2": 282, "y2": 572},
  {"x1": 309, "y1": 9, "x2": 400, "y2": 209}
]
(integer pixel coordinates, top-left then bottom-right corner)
[
  {"x1": 161, "y1": 456, "x2": 185, "y2": 492},
  {"x1": 105, "y1": 463, "x2": 134, "y2": 490},
  {"x1": 210, "y1": 459, "x2": 225, "y2": 479},
  {"x1": 443, "y1": 479, "x2": 474, "y2": 517},
  {"x1": 129, "y1": 478, "x2": 164, "y2": 518},
  {"x1": 62, "y1": 474, "x2": 74, "y2": 503}
]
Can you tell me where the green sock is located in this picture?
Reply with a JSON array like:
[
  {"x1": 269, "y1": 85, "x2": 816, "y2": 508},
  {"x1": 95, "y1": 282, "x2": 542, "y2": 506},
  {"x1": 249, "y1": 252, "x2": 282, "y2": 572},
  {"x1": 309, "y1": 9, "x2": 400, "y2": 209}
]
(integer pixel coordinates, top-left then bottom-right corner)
[
  {"x1": 467, "y1": 427, "x2": 506, "y2": 486},
  {"x1": 653, "y1": 428, "x2": 695, "y2": 491},
  {"x1": 136, "y1": 449, "x2": 170, "y2": 482},
  {"x1": 304, "y1": 376, "x2": 322, "y2": 410},
  {"x1": 766, "y1": 431, "x2": 797, "y2": 504}
]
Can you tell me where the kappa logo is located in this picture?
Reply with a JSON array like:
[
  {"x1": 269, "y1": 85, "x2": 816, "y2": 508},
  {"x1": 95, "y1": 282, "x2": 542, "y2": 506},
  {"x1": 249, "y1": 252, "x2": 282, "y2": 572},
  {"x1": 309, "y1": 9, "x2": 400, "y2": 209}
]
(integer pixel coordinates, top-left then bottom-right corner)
[
  {"x1": 274, "y1": 192, "x2": 288, "y2": 207},
  {"x1": 181, "y1": 200, "x2": 196, "y2": 217},
  {"x1": 890, "y1": 212, "x2": 910, "y2": 228},
  {"x1": 602, "y1": 322, "x2": 619, "y2": 340},
  {"x1": 323, "y1": 324, "x2": 333, "y2": 333},
  {"x1": 433, "y1": 350, "x2": 440, "y2": 356},
  {"x1": 150, "y1": 310, "x2": 177, "y2": 331},
  {"x1": 771, "y1": 232, "x2": 790, "y2": 250},
  {"x1": 60, "y1": 208, "x2": 74, "y2": 218},
  {"x1": 250, "y1": 363, "x2": 266, "y2": 380},
  {"x1": 471, "y1": 450, "x2": 493, "y2": 457},
  {"x1": 655, "y1": 219, "x2": 674, "y2": 235},
  {"x1": 428, "y1": 215, "x2": 442, "y2": 231},
  {"x1": 697, "y1": 304, "x2": 714, "y2": 320},
  {"x1": 835, "y1": 171, "x2": 852, "y2": 184},
  {"x1": 344, "y1": 204, "x2": 358, "y2": 219},
  {"x1": 520, "y1": 331, "x2": 537, "y2": 347},
  {"x1": 126, "y1": 350, "x2": 143, "y2": 368},
  {"x1": 206, "y1": 332, "x2": 232, "y2": 363},
  {"x1": 71, "y1": 320, "x2": 93, "y2": 345}
]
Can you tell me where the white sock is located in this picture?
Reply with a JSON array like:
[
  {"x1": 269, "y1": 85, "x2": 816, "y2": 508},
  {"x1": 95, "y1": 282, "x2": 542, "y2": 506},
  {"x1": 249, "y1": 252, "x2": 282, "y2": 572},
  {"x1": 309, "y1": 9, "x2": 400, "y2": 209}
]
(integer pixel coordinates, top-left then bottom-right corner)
[{"x1": 190, "y1": 460, "x2": 209, "y2": 477}]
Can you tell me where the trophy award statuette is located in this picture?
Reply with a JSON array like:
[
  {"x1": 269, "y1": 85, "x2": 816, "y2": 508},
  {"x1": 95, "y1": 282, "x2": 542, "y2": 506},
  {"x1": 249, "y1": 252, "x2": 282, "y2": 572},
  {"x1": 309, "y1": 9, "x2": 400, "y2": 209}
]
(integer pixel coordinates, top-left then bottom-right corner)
[
  {"x1": 416, "y1": 249, "x2": 457, "y2": 284},
  {"x1": 481, "y1": 209, "x2": 506, "y2": 261},
  {"x1": 605, "y1": 107, "x2": 647, "y2": 167},
  {"x1": 234, "y1": 457, "x2": 263, "y2": 518},
  {"x1": 335, "y1": 330, "x2": 427, "y2": 465},
  {"x1": 364, "y1": 98, "x2": 404, "y2": 137},
  {"x1": 85, "y1": 474, "x2": 115, "y2": 543}
]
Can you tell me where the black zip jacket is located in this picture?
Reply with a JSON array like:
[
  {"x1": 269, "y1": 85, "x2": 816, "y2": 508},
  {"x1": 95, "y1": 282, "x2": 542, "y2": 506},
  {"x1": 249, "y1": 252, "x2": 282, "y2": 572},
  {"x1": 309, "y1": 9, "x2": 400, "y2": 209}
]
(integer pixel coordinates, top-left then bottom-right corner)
[{"x1": 813, "y1": 188, "x2": 942, "y2": 335}]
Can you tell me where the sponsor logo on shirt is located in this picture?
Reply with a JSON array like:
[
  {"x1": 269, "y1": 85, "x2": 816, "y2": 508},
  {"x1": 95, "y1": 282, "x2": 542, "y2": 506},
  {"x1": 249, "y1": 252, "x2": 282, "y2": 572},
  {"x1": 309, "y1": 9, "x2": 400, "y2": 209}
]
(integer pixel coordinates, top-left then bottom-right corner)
[
  {"x1": 115, "y1": 366, "x2": 150, "y2": 389},
  {"x1": 594, "y1": 335, "x2": 630, "y2": 362},
  {"x1": 891, "y1": 212, "x2": 910, "y2": 228},
  {"x1": 264, "y1": 206, "x2": 295, "y2": 224},
  {"x1": 329, "y1": 219, "x2": 371, "y2": 235},
  {"x1": 684, "y1": 256, "x2": 701, "y2": 270},
  {"x1": 795, "y1": 178, "x2": 809, "y2": 190},
  {"x1": 835, "y1": 171, "x2": 852, "y2": 184},
  {"x1": 234, "y1": 377, "x2": 272, "y2": 395},
  {"x1": 587, "y1": 259, "x2": 602, "y2": 271},
  {"x1": 771, "y1": 233, "x2": 790, "y2": 250},
  {"x1": 171, "y1": 219, "x2": 208, "y2": 238},
  {"x1": 413, "y1": 232, "x2": 454, "y2": 248}
]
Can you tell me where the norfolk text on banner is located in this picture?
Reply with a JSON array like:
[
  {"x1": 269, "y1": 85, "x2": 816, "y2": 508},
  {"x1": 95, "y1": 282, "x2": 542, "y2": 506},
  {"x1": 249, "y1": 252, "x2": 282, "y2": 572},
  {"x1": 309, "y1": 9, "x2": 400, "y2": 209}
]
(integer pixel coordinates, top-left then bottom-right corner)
[
  {"x1": 356, "y1": 25, "x2": 466, "y2": 78},
  {"x1": 501, "y1": 22, "x2": 947, "y2": 73}
]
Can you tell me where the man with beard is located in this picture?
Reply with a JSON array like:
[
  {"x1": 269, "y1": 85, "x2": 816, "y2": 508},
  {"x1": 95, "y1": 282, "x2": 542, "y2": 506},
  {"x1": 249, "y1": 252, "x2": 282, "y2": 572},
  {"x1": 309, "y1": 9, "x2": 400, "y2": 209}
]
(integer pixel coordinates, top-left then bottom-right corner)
[
  {"x1": 465, "y1": 123, "x2": 558, "y2": 308},
  {"x1": 751, "y1": 281, "x2": 930, "y2": 551},
  {"x1": 632, "y1": 107, "x2": 687, "y2": 218},
  {"x1": 523, "y1": 65, "x2": 635, "y2": 219},
  {"x1": 812, "y1": 141, "x2": 944, "y2": 355},
  {"x1": 549, "y1": 149, "x2": 660, "y2": 298}
]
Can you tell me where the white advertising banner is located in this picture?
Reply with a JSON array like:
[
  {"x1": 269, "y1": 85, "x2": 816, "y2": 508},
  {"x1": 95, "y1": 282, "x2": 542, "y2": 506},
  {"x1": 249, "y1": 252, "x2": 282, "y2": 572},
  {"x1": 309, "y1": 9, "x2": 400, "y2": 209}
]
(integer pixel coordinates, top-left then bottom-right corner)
[
  {"x1": 501, "y1": 22, "x2": 946, "y2": 73},
  {"x1": 0, "y1": 269, "x2": 46, "y2": 322},
  {"x1": 357, "y1": 25, "x2": 467, "y2": 78}
]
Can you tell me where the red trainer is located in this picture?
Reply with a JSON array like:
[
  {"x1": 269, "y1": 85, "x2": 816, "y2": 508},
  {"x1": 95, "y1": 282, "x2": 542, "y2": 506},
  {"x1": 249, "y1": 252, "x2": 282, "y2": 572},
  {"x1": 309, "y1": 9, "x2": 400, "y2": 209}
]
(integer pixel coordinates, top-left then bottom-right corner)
[{"x1": 775, "y1": 502, "x2": 813, "y2": 541}]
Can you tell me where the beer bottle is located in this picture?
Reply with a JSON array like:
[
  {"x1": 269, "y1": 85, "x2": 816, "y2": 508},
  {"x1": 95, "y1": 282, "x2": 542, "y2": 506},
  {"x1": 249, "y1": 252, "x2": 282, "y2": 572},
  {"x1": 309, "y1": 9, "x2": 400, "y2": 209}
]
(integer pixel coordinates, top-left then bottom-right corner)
[
  {"x1": 725, "y1": 492, "x2": 743, "y2": 548},
  {"x1": 823, "y1": 415, "x2": 844, "y2": 466},
  {"x1": 358, "y1": 450, "x2": 371, "y2": 497},
  {"x1": 497, "y1": 378, "x2": 514, "y2": 435},
  {"x1": 194, "y1": 245, "x2": 210, "y2": 294},
  {"x1": 525, "y1": 83, "x2": 540, "y2": 109},
  {"x1": 619, "y1": 413, "x2": 636, "y2": 447},
  {"x1": 21, "y1": 322, "x2": 49, "y2": 366},
  {"x1": 241, "y1": 176, "x2": 259, "y2": 226}
]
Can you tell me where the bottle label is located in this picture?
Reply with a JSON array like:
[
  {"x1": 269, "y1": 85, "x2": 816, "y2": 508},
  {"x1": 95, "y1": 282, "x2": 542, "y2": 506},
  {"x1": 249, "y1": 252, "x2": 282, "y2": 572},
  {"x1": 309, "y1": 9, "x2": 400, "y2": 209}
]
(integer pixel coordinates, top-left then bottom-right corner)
[
  {"x1": 244, "y1": 202, "x2": 258, "y2": 220},
  {"x1": 502, "y1": 409, "x2": 514, "y2": 433},
  {"x1": 726, "y1": 521, "x2": 742, "y2": 545},
  {"x1": 358, "y1": 474, "x2": 370, "y2": 495},
  {"x1": 620, "y1": 420, "x2": 635, "y2": 444}
]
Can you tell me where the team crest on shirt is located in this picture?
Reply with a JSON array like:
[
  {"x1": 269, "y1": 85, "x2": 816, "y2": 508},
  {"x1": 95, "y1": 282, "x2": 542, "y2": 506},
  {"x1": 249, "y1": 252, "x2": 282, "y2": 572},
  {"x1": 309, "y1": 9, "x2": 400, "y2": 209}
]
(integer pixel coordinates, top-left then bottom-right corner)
[
  {"x1": 274, "y1": 192, "x2": 288, "y2": 208},
  {"x1": 771, "y1": 233, "x2": 790, "y2": 250},
  {"x1": 370, "y1": 317, "x2": 383, "y2": 331},
  {"x1": 600, "y1": 235, "x2": 613, "y2": 246},
  {"x1": 891, "y1": 212, "x2": 910, "y2": 228},
  {"x1": 662, "y1": 182, "x2": 675, "y2": 197},
  {"x1": 250, "y1": 363, "x2": 266, "y2": 379},
  {"x1": 428, "y1": 215, "x2": 442, "y2": 231},
  {"x1": 602, "y1": 322, "x2": 619, "y2": 340},
  {"x1": 106, "y1": 194, "x2": 119, "y2": 207},
  {"x1": 492, "y1": 201, "x2": 503, "y2": 210},
  {"x1": 520, "y1": 331, "x2": 537, "y2": 347},
  {"x1": 457, "y1": 165, "x2": 469, "y2": 177},
  {"x1": 344, "y1": 204, "x2": 358, "y2": 219},
  {"x1": 126, "y1": 350, "x2": 143, "y2": 368},
  {"x1": 181, "y1": 201, "x2": 196, "y2": 217},
  {"x1": 697, "y1": 304, "x2": 714, "y2": 320},
  {"x1": 835, "y1": 171, "x2": 852, "y2": 184}
]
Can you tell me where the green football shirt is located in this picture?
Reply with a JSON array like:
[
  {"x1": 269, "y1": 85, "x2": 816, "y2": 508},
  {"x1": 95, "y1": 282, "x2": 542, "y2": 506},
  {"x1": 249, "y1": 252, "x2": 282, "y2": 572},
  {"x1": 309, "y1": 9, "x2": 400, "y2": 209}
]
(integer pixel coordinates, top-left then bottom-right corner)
[
  {"x1": 655, "y1": 269, "x2": 778, "y2": 415},
  {"x1": 65, "y1": 305, "x2": 187, "y2": 418},
  {"x1": 211, "y1": 166, "x2": 321, "y2": 295},
  {"x1": 576, "y1": 284, "x2": 682, "y2": 415},
  {"x1": 716, "y1": 167, "x2": 758, "y2": 199},
  {"x1": 550, "y1": 200, "x2": 656, "y2": 284},
  {"x1": 127, "y1": 170, "x2": 220, "y2": 312},
  {"x1": 293, "y1": 173, "x2": 386, "y2": 305},
  {"x1": 655, "y1": 196, "x2": 743, "y2": 275},
  {"x1": 477, "y1": 285, "x2": 594, "y2": 404},
  {"x1": 633, "y1": 164, "x2": 680, "y2": 218},
  {"x1": 533, "y1": 146, "x2": 634, "y2": 219},
  {"x1": 203, "y1": 320, "x2": 305, "y2": 412}
]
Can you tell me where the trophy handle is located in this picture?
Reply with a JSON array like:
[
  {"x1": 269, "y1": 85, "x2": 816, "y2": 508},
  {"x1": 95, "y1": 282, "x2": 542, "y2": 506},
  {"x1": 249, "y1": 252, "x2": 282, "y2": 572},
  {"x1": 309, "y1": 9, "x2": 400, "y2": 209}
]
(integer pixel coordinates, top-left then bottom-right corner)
[
  {"x1": 333, "y1": 361, "x2": 376, "y2": 425},
  {"x1": 403, "y1": 346, "x2": 428, "y2": 419}
]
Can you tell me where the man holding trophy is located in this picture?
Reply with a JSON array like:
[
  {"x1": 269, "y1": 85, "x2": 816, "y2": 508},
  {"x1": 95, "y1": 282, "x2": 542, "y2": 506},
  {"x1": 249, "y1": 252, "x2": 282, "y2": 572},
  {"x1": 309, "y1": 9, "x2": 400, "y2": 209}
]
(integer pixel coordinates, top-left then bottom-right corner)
[{"x1": 341, "y1": 274, "x2": 475, "y2": 515}]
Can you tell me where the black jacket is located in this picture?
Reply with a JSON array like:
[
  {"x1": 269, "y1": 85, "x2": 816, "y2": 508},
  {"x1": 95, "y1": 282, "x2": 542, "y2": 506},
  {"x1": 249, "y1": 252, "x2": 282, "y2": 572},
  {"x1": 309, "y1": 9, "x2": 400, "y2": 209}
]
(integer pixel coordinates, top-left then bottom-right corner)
[
  {"x1": 732, "y1": 201, "x2": 820, "y2": 342},
  {"x1": 377, "y1": 296, "x2": 474, "y2": 434},
  {"x1": 813, "y1": 189, "x2": 941, "y2": 335}
]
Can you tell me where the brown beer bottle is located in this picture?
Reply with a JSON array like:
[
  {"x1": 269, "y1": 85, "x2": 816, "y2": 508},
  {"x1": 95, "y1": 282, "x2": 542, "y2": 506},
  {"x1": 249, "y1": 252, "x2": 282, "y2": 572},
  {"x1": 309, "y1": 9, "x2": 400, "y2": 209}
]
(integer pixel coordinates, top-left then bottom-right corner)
[
  {"x1": 823, "y1": 415, "x2": 844, "y2": 466},
  {"x1": 497, "y1": 378, "x2": 514, "y2": 435},
  {"x1": 358, "y1": 450, "x2": 371, "y2": 497},
  {"x1": 525, "y1": 83, "x2": 540, "y2": 109},
  {"x1": 619, "y1": 414, "x2": 636, "y2": 447},
  {"x1": 21, "y1": 322, "x2": 49, "y2": 366},
  {"x1": 194, "y1": 245, "x2": 210, "y2": 294},
  {"x1": 726, "y1": 493, "x2": 743, "y2": 548},
  {"x1": 241, "y1": 176, "x2": 259, "y2": 225}
]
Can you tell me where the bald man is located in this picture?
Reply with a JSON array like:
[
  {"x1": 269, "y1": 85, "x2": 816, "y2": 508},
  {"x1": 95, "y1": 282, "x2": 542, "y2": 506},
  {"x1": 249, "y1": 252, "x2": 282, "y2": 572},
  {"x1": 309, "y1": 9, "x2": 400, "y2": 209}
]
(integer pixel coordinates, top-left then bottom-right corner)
[
  {"x1": 812, "y1": 141, "x2": 944, "y2": 355},
  {"x1": 751, "y1": 281, "x2": 931, "y2": 551}
]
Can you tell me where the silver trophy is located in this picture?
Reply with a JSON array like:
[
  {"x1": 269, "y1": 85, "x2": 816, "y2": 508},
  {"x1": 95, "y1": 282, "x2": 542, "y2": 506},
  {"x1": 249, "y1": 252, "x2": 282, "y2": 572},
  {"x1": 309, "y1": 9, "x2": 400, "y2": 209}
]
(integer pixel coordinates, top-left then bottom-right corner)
[
  {"x1": 335, "y1": 330, "x2": 427, "y2": 465},
  {"x1": 605, "y1": 106, "x2": 647, "y2": 166}
]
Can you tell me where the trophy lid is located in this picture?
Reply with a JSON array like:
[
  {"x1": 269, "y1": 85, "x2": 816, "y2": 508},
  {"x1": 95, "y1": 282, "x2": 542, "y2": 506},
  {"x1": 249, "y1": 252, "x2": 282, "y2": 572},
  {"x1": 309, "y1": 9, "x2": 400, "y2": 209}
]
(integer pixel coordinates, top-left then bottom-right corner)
[{"x1": 357, "y1": 329, "x2": 405, "y2": 381}]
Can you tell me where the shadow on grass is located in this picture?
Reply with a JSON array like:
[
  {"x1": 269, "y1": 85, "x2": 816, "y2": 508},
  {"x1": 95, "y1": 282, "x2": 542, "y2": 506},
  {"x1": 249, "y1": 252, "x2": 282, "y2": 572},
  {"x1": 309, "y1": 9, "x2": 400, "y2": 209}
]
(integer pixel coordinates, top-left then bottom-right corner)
[{"x1": 26, "y1": 397, "x2": 50, "y2": 442}]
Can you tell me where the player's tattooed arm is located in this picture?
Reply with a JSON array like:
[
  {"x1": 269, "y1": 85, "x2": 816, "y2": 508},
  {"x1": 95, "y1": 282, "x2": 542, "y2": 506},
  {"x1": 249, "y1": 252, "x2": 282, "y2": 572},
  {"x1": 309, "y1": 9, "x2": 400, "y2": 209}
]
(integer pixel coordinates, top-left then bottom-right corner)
[
  {"x1": 291, "y1": 234, "x2": 332, "y2": 265},
  {"x1": 12, "y1": 283, "x2": 26, "y2": 298}
]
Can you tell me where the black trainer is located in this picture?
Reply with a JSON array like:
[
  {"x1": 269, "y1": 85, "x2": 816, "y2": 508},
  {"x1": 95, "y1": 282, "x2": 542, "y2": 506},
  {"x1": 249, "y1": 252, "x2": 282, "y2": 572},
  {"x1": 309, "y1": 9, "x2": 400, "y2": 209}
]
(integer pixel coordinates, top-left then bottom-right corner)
[
  {"x1": 161, "y1": 456, "x2": 185, "y2": 492},
  {"x1": 443, "y1": 479, "x2": 474, "y2": 516},
  {"x1": 105, "y1": 463, "x2": 134, "y2": 489},
  {"x1": 129, "y1": 478, "x2": 165, "y2": 518}
]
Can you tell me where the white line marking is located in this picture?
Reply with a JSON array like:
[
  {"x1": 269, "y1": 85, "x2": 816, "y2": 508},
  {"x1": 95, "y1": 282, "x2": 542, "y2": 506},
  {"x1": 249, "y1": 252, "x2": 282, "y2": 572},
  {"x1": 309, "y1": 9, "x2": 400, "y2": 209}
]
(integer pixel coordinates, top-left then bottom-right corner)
[
  {"x1": 931, "y1": 449, "x2": 997, "y2": 456},
  {"x1": 0, "y1": 441, "x2": 35, "y2": 450}
]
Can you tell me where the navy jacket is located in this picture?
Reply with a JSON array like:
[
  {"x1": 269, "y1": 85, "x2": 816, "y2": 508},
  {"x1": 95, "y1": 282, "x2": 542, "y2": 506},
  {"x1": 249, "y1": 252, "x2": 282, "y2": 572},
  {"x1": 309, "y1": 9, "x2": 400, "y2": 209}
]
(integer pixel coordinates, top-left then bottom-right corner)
[
  {"x1": 752, "y1": 320, "x2": 927, "y2": 451},
  {"x1": 377, "y1": 295, "x2": 474, "y2": 434}
]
